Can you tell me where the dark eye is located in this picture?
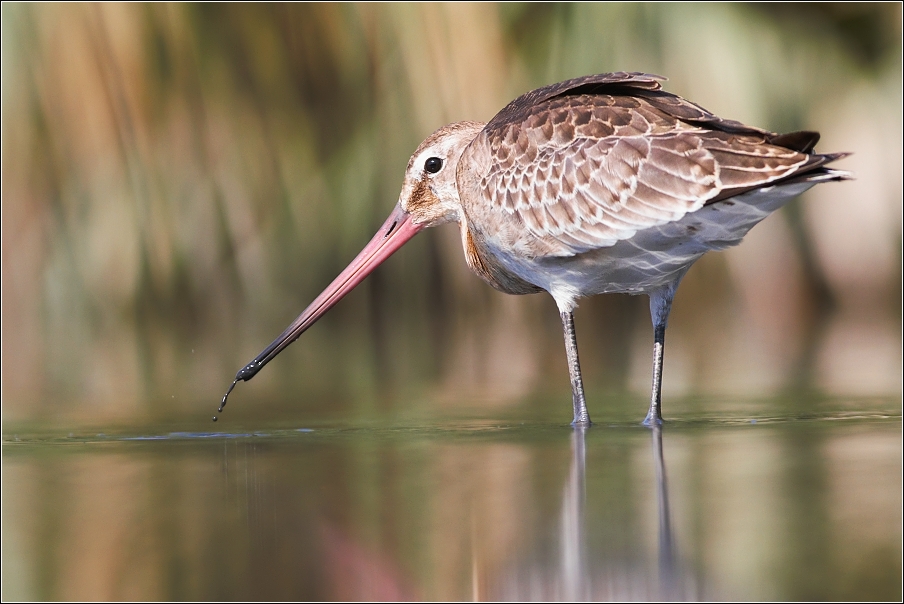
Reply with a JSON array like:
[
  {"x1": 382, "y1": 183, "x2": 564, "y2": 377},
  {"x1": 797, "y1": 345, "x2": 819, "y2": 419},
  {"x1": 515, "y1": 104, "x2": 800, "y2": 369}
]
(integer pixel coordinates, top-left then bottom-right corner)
[{"x1": 424, "y1": 157, "x2": 443, "y2": 174}]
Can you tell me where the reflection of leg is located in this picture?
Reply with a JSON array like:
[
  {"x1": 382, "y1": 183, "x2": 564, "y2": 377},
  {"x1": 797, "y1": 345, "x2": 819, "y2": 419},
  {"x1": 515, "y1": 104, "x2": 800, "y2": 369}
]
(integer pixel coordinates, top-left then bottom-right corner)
[
  {"x1": 561, "y1": 311, "x2": 592, "y2": 426},
  {"x1": 652, "y1": 424, "x2": 676, "y2": 599},
  {"x1": 561, "y1": 425, "x2": 589, "y2": 601}
]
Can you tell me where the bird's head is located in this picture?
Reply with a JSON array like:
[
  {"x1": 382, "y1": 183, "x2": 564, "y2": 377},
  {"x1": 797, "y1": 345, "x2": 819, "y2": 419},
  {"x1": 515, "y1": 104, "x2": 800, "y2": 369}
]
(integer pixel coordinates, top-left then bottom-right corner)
[
  {"x1": 218, "y1": 121, "x2": 486, "y2": 408},
  {"x1": 398, "y1": 121, "x2": 486, "y2": 227}
]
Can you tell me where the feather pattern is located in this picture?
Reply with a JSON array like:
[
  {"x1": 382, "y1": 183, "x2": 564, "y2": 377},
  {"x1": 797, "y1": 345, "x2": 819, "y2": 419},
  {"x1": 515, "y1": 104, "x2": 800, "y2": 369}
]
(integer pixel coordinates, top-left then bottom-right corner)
[
  {"x1": 460, "y1": 73, "x2": 841, "y2": 266},
  {"x1": 450, "y1": 73, "x2": 850, "y2": 306}
]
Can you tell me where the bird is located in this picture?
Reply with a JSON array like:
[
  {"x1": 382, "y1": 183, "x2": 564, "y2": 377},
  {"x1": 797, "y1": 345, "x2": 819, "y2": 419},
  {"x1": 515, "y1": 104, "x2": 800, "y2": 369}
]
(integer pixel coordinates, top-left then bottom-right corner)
[{"x1": 217, "y1": 72, "x2": 850, "y2": 426}]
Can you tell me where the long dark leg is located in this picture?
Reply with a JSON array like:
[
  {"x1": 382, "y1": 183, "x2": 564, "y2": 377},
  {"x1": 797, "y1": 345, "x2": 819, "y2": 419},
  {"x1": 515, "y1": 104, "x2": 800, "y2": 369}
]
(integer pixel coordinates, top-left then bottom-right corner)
[
  {"x1": 561, "y1": 312, "x2": 591, "y2": 426},
  {"x1": 561, "y1": 311, "x2": 592, "y2": 426},
  {"x1": 644, "y1": 321, "x2": 668, "y2": 426},
  {"x1": 644, "y1": 281, "x2": 681, "y2": 426}
]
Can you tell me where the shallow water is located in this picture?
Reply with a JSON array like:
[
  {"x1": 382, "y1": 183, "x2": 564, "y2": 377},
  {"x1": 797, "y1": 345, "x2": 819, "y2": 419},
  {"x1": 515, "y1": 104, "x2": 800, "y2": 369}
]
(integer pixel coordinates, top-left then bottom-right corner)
[{"x1": 2, "y1": 396, "x2": 901, "y2": 601}]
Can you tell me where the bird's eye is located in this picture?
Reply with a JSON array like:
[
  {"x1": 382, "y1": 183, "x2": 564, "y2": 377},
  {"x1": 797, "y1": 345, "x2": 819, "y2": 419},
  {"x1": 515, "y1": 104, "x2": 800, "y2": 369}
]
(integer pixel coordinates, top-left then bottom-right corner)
[{"x1": 424, "y1": 157, "x2": 443, "y2": 174}]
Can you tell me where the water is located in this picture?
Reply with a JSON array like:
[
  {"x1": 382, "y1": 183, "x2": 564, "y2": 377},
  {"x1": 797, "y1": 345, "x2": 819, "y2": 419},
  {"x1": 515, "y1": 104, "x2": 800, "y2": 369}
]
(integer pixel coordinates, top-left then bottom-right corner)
[{"x1": 2, "y1": 396, "x2": 901, "y2": 600}]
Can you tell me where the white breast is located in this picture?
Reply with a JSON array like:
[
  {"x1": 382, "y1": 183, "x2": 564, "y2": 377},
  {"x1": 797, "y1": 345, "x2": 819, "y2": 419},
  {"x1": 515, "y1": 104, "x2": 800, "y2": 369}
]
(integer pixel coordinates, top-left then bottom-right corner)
[{"x1": 484, "y1": 177, "x2": 833, "y2": 311}]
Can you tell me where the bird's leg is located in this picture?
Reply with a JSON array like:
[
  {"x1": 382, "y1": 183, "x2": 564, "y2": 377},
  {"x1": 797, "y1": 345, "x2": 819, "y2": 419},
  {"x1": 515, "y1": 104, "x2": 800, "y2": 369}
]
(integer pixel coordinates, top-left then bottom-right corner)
[
  {"x1": 561, "y1": 311, "x2": 592, "y2": 426},
  {"x1": 645, "y1": 321, "x2": 668, "y2": 426},
  {"x1": 644, "y1": 280, "x2": 681, "y2": 426}
]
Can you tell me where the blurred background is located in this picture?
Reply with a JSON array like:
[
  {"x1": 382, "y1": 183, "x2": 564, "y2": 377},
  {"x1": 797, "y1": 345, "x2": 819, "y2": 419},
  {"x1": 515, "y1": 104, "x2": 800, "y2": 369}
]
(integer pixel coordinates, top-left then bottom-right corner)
[
  {"x1": 2, "y1": 3, "x2": 901, "y2": 426},
  {"x1": 2, "y1": 5, "x2": 902, "y2": 602}
]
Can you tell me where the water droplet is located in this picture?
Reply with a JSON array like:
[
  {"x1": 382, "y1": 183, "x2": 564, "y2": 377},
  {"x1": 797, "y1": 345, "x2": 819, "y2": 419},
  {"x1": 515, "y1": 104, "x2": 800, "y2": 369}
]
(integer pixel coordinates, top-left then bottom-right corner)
[{"x1": 212, "y1": 416, "x2": 218, "y2": 422}]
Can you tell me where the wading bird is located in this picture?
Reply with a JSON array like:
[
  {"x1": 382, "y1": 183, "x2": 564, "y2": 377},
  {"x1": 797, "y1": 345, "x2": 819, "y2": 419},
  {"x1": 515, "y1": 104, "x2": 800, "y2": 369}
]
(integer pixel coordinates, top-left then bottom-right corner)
[{"x1": 218, "y1": 72, "x2": 849, "y2": 426}]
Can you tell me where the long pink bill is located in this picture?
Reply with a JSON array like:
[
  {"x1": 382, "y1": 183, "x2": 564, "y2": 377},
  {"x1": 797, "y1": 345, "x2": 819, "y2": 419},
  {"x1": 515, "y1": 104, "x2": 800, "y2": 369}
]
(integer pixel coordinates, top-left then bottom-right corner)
[{"x1": 215, "y1": 203, "x2": 424, "y2": 420}]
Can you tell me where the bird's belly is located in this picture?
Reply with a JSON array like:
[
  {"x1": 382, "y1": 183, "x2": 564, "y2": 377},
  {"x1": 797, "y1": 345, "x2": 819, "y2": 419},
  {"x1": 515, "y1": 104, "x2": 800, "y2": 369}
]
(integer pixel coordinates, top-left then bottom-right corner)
[{"x1": 490, "y1": 180, "x2": 817, "y2": 299}]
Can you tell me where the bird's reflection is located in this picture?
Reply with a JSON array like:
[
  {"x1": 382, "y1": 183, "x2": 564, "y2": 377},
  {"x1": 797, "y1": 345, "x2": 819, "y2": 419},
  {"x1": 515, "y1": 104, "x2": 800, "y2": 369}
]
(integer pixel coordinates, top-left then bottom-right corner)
[
  {"x1": 494, "y1": 424, "x2": 684, "y2": 601},
  {"x1": 651, "y1": 424, "x2": 677, "y2": 600},
  {"x1": 561, "y1": 425, "x2": 680, "y2": 601},
  {"x1": 560, "y1": 425, "x2": 590, "y2": 601}
]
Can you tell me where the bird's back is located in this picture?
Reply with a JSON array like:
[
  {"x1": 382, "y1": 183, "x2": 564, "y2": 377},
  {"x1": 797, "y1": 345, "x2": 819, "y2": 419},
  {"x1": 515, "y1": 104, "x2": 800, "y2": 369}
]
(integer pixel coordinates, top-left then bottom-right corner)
[{"x1": 455, "y1": 73, "x2": 849, "y2": 301}]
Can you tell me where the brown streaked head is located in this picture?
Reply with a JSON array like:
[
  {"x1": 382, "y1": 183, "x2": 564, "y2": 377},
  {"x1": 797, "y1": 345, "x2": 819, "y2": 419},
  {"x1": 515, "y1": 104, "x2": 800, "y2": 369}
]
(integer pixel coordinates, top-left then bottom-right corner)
[{"x1": 398, "y1": 121, "x2": 486, "y2": 228}]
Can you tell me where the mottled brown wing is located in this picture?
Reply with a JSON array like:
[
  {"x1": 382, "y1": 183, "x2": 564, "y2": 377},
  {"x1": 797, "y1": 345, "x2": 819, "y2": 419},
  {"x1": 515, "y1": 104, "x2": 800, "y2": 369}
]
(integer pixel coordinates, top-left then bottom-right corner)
[
  {"x1": 478, "y1": 88, "x2": 818, "y2": 256},
  {"x1": 486, "y1": 72, "x2": 666, "y2": 131}
]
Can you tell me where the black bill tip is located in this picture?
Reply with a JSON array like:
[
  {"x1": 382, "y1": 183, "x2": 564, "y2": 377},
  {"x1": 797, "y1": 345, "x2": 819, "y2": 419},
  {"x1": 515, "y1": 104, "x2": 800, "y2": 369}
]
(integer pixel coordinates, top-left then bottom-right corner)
[
  {"x1": 216, "y1": 378, "x2": 239, "y2": 420},
  {"x1": 236, "y1": 359, "x2": 262, "y2": 382}
]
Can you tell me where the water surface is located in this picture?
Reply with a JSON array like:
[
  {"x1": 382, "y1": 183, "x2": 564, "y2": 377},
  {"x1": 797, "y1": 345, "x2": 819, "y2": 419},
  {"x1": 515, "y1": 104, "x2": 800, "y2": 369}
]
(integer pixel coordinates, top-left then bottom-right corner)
[{"x1": 3, "y1": 396, "x2": 901, "y2": 600}]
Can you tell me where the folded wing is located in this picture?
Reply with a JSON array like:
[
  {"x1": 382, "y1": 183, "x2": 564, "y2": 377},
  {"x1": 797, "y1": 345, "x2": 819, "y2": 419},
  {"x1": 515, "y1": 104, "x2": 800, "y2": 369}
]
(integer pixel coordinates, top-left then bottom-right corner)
[{"x1": 475, "y1": 74, "x2": 837, "y2": 256}]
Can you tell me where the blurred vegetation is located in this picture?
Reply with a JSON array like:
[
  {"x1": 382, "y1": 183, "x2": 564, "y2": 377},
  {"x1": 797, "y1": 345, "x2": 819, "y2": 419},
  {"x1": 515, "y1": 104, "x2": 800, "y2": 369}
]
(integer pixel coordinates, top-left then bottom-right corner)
[{"x1": 1, "y1": 3, "x2": 901, "y2": 424}]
